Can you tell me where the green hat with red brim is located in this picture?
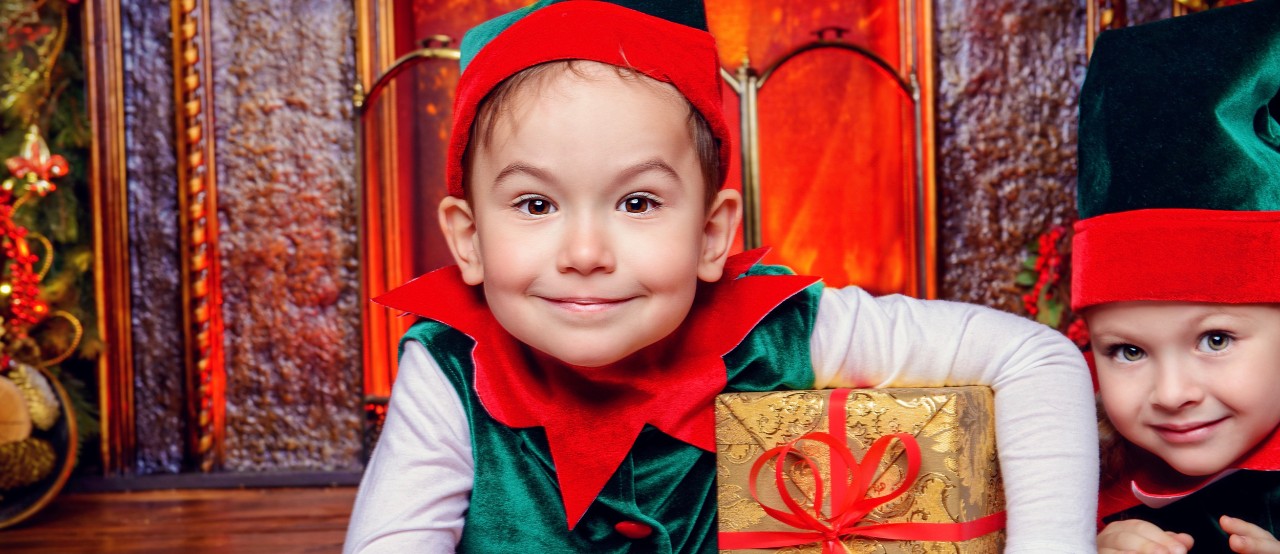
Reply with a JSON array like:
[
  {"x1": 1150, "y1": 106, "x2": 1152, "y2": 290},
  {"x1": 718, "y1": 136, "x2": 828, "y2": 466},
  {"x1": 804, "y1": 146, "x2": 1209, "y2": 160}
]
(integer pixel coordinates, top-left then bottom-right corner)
[
  {"x1": 445, "y1": 0, "x2": 730, "y2": 198},
  {"x1": 1071, "y1": 0, "x2": 1280, "y2": 311}
]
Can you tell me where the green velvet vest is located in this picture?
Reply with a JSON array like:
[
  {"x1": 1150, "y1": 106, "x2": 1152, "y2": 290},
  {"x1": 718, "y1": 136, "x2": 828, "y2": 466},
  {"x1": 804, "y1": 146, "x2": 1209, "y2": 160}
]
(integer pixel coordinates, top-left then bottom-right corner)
[
  {"x1": 402, "y1": 268, "x2": 821, "y2": 553},
  {"x1": 1108, "y1": 471, "x2": 1280, "y2": 550}
]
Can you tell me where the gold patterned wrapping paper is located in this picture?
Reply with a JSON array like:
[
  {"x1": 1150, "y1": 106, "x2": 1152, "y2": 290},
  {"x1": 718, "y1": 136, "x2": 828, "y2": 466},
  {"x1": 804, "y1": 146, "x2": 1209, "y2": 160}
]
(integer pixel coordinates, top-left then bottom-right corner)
[{"x1": 715, "y1": 387, "x2": 1005, "y2": 553}]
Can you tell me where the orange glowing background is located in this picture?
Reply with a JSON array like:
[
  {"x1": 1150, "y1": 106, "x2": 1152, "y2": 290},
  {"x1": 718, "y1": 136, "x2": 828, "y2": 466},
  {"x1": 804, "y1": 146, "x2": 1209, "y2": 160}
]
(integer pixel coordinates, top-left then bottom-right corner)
[
  {"x1": 708, "y1": 0, "x2": 930, "y2": 295},
  {"x1": 400, "y1": 0, "x2": 930, "y2": 293},
  {"x1": 361, "y1": 0, "x2": 933, "y2": 394}
]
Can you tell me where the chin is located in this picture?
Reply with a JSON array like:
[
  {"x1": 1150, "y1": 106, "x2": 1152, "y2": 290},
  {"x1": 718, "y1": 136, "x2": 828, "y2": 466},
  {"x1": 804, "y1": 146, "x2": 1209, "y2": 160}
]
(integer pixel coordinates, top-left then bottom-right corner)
[
  {"x1": 538, "y1": 345, "x2": 631, "y2": 369},
  {"x1": 560, "y1": 355, "x2": 621, "y2": 369},
  {"x1": 1165, "y1": 456, "x2": 1230, "y2": 478}
]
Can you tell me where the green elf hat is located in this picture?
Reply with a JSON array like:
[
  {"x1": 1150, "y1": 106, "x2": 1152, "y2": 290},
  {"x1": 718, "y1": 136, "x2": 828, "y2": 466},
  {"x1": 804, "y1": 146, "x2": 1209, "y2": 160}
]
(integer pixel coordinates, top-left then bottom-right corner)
[
  {"x1": 1071, "y1": 0, "x2": 1280, "y2": 311},
  {"x1": 445, "y1": 0, "x2": 729, "y2": 198}
]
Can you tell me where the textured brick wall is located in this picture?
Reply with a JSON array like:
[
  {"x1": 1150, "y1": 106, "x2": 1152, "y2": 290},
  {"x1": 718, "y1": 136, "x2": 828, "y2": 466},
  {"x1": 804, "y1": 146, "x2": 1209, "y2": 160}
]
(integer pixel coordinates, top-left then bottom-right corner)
[
  {"x1": 122, "y1": 0, "x2": 185, "y2": 474},
  {"x1": 210, "y1": 0, "x2": 362, "y2": 471},
  {"x1": 934, "y1": 0, "x2": 1088, "y2": 309},
  {"x1": 933, "y1": 0, "x2": 1169, "y2": 309}
]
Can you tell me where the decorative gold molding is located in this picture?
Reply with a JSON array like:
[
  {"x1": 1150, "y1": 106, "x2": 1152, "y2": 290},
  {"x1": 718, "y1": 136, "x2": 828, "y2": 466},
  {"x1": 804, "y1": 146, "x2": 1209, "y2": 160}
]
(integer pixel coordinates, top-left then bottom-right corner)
[
  {"x1": 1173, "y1": 0, "x2": 1209, "y2": 15},
  {"x1": 354, "y1": 0, "x2": 457, "y2": 401},
  {"x1": 171, "y1": 0, "x2": 224, "y2": 472},
  {"x1": 1086, "y1": 0, "x2": 1127, "y2": 58},
  {"x1": 354, "y1": 0, "x2": 398, "y2": 406},
  {"x1": 84, "y1": 0, "x2": 135, "y2": 475},
  {"x1": 1173, "y1": 0, "x2": 1250, "y2": 17}
]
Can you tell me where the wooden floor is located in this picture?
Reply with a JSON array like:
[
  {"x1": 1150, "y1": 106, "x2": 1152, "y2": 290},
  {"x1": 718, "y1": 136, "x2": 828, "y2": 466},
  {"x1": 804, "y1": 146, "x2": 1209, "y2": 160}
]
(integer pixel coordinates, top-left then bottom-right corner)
[{"x1": 0, "y1": 487, "x2": 357, "y2": 553}]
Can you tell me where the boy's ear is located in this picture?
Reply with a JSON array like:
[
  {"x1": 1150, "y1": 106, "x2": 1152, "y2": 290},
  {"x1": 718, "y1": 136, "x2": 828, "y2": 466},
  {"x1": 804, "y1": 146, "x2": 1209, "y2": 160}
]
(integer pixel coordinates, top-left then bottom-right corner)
[
  {"x1": 439, "y1": 196, "x2": 485, "y2": 285},
  {"x1": 698, "y1": 188, "x2": 743, "y2": 282}
]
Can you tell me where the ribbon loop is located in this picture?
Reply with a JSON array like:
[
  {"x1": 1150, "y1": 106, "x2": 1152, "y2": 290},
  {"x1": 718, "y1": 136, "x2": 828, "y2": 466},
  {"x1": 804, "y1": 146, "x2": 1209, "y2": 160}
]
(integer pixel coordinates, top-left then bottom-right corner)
[{"x1": 719, "y1": 390, "x2": 1006, "y2": 553}]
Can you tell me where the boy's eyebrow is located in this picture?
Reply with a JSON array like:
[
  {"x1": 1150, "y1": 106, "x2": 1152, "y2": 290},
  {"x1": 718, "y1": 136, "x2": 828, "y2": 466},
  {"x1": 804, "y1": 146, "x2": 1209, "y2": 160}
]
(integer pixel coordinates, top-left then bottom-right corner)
[
  {"x1": 617, "y1": 158, "x2": 682, "y2": 184},
  {"x1": 493, "y1": 159, "x2": 683, "y2": 189},
  {"x1": 492, "y1": 162, "x2": 554, "y2": 189}
]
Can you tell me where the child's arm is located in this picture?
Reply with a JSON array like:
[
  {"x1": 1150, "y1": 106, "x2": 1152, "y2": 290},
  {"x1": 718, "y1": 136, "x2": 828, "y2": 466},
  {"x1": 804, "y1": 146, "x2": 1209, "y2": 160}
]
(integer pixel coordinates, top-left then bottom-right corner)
[
  {"x1": 810, "y1": 287, "x2": 1098, "y2": 553},
  {"x1": 343, "y1": 342, "x2": 471, "y2": 553}
]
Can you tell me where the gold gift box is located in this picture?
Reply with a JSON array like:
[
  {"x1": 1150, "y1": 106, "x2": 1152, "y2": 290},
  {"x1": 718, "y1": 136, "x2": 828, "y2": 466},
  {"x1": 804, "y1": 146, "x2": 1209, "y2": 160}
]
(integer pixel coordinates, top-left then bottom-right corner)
[{"x1": 715, "y1": 387, "x2": 1005, "y2": 554}]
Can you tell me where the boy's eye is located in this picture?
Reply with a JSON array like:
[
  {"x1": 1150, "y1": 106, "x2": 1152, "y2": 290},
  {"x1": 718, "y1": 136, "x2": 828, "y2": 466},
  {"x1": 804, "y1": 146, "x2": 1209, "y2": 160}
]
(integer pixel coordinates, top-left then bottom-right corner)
[
  {"x1": 1197, "y1": 332, "x2": 1232, "y2": 352},
  {"x1": 619, "y1": 194, "x2": 660, "y2": 214},
  {"x1": 1109, "y1": 344, "x2": 1146, "y2": 363},
  {"x1": 516, "y1": 197, "x2": 556, "y2": 216}
]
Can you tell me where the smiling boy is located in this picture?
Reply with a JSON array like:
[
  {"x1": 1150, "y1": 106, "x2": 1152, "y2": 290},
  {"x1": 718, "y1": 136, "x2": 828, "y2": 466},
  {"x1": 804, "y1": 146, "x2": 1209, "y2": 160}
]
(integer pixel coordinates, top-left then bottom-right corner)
[
  {"x1": 442, "y1": 62, "x2": 734, "y2": 369},
  {"x1": 344, "y1": 1, "x2": 1098, "y2": 552}
]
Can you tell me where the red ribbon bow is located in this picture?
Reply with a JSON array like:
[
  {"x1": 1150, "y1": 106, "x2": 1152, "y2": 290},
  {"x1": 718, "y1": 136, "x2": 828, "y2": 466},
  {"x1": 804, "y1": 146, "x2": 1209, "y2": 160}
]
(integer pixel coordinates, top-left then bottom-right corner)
[{"x1": 718, "y1": 389, "x2": 1006, "y2": 553}]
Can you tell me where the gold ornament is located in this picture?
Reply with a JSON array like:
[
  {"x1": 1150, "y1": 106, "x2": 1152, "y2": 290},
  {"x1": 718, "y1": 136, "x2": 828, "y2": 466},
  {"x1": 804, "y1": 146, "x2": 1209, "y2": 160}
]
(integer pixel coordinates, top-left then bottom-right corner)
[
  {"x1": 7, "y1": 363, "x2": 59, "y2": 431},
  {"x1": 0, "y1": 376, "x2": 32, "y2": 443},
  {"x1": 0, "y1": 438, "x2": 56, "y2": 490}
]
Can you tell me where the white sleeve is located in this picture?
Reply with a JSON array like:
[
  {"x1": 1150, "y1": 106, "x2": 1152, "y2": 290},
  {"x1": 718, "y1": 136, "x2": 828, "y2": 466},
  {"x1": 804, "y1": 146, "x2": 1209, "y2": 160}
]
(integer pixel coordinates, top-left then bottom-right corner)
[
  {"x1": 344, "y1": 341, "x2": 472, "y2": 554},
  {"x1": 810, "y1": 287, "x2": 1098, "y2": 553}
]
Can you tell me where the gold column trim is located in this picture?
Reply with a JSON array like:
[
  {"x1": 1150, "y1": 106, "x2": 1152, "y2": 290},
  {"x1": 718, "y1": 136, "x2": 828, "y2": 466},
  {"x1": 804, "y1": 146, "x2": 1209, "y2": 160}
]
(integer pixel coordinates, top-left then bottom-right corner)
[
  {"x1": 84, "y1": 0, "x2": 135, "y2": 474},
  {"x1": 353, "y1": 0, "x2": 459, "y2": 403},
  {"x1": 353, "y1": 0, "x2": 398, "y2": 411},
  {"x1": 171, "y1": 0, "x2": 224, "y2": 472}
]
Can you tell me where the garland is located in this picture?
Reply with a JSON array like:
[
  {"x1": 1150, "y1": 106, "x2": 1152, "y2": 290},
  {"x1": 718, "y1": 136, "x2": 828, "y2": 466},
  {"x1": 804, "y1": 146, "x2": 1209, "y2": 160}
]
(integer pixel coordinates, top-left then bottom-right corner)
[{"x1": 1016, "y1": 225, "x2": 1089, "y2": 350}]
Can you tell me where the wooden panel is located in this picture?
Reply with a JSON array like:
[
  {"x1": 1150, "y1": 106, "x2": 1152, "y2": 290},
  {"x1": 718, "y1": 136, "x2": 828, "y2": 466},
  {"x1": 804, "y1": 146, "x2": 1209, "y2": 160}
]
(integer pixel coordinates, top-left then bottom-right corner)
[{"x1": 0, "y1": 487, "x2": 355, "y2": 553}]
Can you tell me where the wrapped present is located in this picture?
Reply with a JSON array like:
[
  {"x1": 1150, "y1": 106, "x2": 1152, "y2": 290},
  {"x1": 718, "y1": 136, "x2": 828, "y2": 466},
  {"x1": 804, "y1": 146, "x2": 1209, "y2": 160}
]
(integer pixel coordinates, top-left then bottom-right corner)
[{"x1": 715, "y1": 387, "x2": 1006, "y2": 554}]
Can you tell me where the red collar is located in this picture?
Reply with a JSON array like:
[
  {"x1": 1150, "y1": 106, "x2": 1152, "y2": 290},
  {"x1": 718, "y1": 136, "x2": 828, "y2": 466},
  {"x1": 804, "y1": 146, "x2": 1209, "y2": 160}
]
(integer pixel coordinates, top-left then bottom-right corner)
[
  {"x1": 1099, "y1": 426, "x2": 1280, "y2": 518},
  {"x1": 375, "y1": 249, "x2": 819, "y2": 528}
]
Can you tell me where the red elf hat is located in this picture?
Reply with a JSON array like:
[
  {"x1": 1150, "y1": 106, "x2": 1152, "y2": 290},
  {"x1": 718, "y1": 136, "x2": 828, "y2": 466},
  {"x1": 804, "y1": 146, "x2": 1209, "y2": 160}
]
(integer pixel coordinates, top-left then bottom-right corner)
[{"x1": 445, "y1": 0, "x2": 731, "y2": 198}]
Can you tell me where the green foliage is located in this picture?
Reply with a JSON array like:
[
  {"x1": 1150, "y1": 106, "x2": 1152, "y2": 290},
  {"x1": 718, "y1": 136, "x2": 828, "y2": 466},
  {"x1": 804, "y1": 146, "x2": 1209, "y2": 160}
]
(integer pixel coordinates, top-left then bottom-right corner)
[{"x1": 1, "y1": 1, "x2": 98, "y2": 467}]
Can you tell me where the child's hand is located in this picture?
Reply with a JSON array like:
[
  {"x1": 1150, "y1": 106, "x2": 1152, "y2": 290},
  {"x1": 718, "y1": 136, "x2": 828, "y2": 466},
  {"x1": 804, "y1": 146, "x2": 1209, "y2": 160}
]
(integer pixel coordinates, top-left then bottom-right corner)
[
  {"x1": 1097, "y1": 519, "x2": 1194, "y2": 554},
  {"x1": 1223, "y1": 515, "x2": 1280, "y2": 553}
]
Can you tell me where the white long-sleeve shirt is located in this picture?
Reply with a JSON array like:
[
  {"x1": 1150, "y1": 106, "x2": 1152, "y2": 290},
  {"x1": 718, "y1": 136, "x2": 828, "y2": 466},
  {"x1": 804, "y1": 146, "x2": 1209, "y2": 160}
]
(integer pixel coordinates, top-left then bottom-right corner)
[{"x1": 346, "y1": 287, "x2": 1099, "y2": 552}]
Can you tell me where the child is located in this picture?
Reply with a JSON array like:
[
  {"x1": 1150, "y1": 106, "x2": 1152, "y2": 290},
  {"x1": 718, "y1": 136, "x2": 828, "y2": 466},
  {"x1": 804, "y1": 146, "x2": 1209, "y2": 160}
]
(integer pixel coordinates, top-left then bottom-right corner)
[
  {"x1": 1074, "y1": 1, "x2": 1280, "y2": 552},
  {"x1": 345, "y1": 1, "x2": 1098, "y2": 552}
]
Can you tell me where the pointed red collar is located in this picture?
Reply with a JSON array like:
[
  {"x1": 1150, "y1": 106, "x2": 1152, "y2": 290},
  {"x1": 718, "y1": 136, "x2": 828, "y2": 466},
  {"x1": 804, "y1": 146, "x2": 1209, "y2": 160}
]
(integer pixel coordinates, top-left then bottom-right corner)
[
  {"x1": 1098, "y1": 426, "x2": 1280, "y2": 518},
  {"x1": 375, "y1": 249, "x2": 819, "y2": 528}
]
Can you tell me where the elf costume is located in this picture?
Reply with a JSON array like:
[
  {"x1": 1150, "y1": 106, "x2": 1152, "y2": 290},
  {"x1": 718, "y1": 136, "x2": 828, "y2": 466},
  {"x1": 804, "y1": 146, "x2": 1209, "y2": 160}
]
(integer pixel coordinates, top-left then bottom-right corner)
[
  {"x1": 1076, "y1": 0, "x2": 1280, "y2": 545},
  {"x1": 344, "y1": 2, "x2": 1098, "y2": 552}
]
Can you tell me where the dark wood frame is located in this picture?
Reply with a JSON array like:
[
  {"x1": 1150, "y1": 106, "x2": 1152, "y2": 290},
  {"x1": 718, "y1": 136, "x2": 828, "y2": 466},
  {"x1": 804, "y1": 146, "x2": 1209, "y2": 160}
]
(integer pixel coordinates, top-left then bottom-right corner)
[
  {"x1": 84, "y1": 0, "x2": 134, "y2": 475},
  {"x1": 85, "y1": 0, "x2": 228, "y2": 475}
]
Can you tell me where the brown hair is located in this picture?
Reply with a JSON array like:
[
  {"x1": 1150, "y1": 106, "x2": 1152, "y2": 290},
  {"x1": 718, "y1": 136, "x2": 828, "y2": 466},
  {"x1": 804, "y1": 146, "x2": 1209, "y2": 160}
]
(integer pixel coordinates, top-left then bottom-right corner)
[
  {"x1": 462, "y1": 60, "x2": 721, "y2": 207},
  {"x1": 1098, "y1": 396, "x2": 1140, "y2": 488}
]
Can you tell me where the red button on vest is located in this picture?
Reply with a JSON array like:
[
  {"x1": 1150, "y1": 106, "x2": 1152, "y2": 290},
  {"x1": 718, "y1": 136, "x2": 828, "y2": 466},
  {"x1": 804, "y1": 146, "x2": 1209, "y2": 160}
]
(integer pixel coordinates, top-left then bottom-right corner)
[{"x1": 613, "y1": 520, "x2": 652, "y2": 539}]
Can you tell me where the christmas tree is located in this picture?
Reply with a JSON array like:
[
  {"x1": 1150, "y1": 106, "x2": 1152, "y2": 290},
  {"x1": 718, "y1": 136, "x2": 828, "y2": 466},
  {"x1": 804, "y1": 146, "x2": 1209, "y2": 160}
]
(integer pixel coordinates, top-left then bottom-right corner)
[{"x1": 0, "y1": 0, "x2": 98, "y2": 526}]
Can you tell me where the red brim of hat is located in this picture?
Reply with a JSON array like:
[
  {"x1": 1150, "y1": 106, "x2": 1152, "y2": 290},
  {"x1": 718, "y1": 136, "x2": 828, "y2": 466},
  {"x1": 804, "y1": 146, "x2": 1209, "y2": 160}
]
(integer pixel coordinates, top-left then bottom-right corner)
[
  {"x1": 447, "y1": 1, "x2": 730, "y2": 197},
  {"x1": 1071, "y1": 208, "x2": 1280, "y2": 311}
]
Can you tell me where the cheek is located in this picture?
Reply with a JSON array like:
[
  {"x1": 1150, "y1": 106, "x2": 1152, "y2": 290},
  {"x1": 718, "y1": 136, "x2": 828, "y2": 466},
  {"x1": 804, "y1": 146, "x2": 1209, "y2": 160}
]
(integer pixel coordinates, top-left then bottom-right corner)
[
  {"x1": 1098, "y1": 374, "x2": 1142, "y2": 426},
  {"x1": 475, "y1": 225, "x2": 533, "y2": 269},
  {"x1": 1229, "y1": 371, "x2": 1280, "y2": 428}
]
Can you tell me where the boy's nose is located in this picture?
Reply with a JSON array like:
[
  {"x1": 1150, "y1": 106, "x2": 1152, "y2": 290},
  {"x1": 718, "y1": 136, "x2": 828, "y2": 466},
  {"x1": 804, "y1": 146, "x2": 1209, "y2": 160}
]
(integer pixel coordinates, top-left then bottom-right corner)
[
  {"x1": 556, "y1": 215, "x2": 615, "y2": 275},
  {"x1": 1149, "y1": 362, "x2": 1204, "y2": 411}
]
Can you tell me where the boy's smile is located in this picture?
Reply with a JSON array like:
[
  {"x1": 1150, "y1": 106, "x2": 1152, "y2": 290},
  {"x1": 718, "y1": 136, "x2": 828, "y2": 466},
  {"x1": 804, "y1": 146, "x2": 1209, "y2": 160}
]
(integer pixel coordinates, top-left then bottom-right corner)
[
  {"x1": 439, "y1": 61, "x2": 741, "y2": 368},
  {"x1": 1089, "y1": 302, "x2": 1280, "y2": 477}
]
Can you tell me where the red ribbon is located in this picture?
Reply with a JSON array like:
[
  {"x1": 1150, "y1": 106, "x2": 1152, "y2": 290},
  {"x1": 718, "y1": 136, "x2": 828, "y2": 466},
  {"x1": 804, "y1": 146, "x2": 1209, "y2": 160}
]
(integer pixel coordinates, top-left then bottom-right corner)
[{"x1": 718, "y1": 389, "x2": 1006, "y2": 553}]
